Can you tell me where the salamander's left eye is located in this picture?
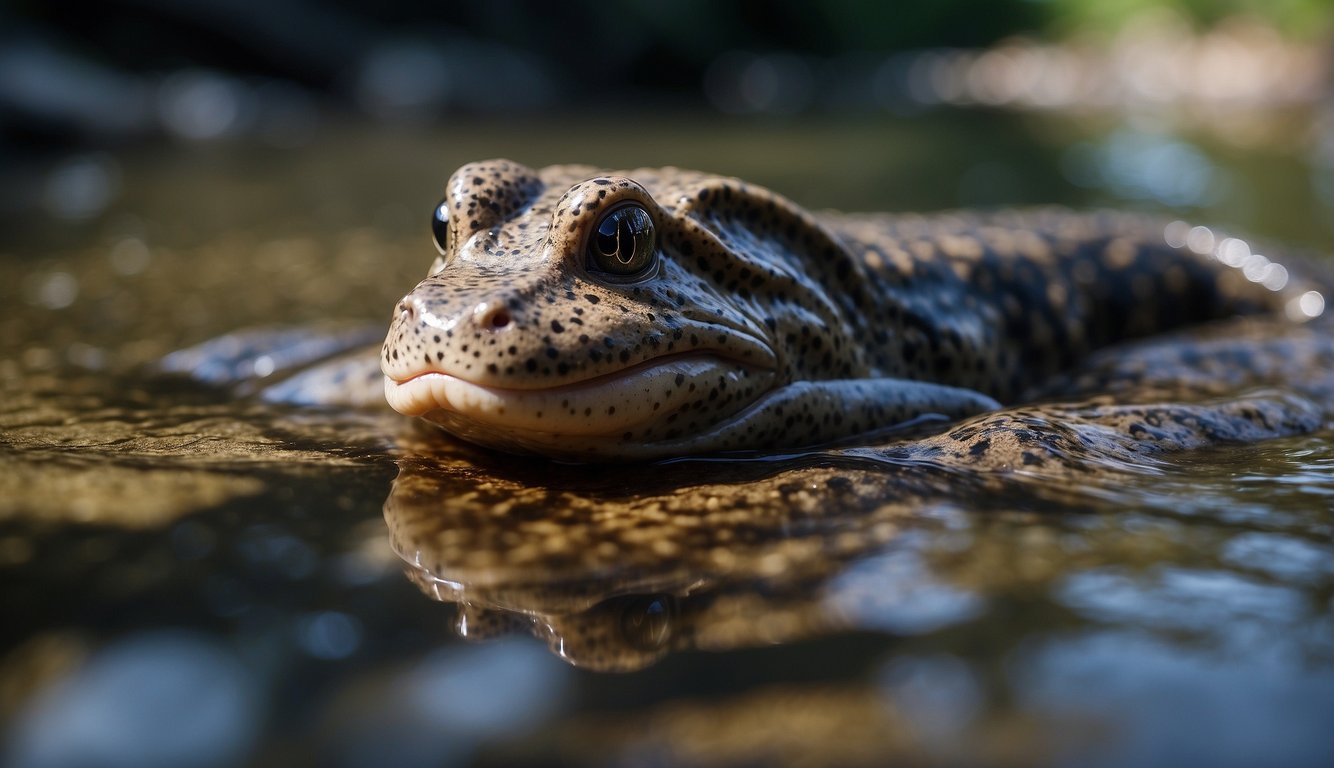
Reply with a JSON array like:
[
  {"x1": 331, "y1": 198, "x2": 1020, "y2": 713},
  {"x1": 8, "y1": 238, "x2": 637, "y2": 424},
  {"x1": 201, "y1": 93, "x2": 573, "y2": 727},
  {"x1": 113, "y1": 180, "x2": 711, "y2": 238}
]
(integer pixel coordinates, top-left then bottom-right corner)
[
  {"x1": 588, "y1": 203, "x2": 656, "y2": 277},
  {"x1": 427, "y1": 199, "x2": 453, "y2": 276},
  {"x1": 430, "y1": 199, "x2": 452, "y2": 256}
]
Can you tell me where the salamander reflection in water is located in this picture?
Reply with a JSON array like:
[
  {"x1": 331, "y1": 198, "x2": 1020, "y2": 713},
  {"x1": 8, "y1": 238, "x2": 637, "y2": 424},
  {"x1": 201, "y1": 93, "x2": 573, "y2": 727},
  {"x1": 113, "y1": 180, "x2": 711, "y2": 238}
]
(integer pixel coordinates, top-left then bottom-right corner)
[{"x1": 379, "y1": 160, "x2": 1330, "y2": 461}]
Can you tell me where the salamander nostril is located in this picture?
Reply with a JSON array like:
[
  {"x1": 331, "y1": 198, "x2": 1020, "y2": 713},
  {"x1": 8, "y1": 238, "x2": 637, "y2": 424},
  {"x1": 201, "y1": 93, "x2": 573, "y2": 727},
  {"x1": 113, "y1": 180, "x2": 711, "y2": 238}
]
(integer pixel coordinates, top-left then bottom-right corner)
[
  {"x1": 398, "y1": 298, "x2": 417, "y2": 322},
  {"x1": 484, "y1": 307, "x2": 512, "y2": 330}
]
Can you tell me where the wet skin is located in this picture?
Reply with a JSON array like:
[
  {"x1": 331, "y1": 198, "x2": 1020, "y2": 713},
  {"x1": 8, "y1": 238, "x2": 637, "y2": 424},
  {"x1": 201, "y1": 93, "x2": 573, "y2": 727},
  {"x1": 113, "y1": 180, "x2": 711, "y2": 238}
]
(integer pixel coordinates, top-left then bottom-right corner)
[{"x1": 378, "y1": 159, "x2": 1327, "y2": 460}]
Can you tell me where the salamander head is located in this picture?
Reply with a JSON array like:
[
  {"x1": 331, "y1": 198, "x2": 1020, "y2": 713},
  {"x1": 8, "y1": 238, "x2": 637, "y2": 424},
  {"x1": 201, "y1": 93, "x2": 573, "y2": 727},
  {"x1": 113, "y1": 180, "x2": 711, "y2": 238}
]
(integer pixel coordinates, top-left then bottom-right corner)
[{"x1": 383, "y1": 159, "x2": 860, "y2": 460}]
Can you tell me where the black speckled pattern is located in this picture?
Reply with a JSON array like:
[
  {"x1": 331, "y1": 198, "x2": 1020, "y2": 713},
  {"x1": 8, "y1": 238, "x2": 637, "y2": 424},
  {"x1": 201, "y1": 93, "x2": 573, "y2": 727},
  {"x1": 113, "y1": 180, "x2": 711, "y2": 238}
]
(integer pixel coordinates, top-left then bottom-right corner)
[{"x1": 381, "y1": 159, "x2": 1322, "y2": 459}]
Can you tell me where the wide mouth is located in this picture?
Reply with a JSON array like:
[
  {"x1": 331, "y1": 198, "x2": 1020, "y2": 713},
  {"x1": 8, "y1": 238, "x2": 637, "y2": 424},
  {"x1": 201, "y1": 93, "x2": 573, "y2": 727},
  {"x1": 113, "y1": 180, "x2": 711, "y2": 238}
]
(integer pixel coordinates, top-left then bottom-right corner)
[{"x1": 385, "y1": 353, "x2": 771, "y2": 437}]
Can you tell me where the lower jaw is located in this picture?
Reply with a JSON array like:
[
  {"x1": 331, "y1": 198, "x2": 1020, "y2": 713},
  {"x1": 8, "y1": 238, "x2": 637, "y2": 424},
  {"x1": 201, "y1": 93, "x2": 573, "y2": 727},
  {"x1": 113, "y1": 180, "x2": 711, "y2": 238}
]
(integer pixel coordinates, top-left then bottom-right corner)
[{"x1": 384, "y1": 355, "x2": 769, "y2": 445}]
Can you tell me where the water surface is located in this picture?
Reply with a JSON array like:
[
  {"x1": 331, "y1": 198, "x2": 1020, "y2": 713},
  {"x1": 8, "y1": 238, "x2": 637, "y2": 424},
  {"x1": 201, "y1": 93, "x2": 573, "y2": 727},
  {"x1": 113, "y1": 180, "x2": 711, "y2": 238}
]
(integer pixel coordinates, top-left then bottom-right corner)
[{"x1": 2, "y1": 115, "x2": 1333, "y2": 767}]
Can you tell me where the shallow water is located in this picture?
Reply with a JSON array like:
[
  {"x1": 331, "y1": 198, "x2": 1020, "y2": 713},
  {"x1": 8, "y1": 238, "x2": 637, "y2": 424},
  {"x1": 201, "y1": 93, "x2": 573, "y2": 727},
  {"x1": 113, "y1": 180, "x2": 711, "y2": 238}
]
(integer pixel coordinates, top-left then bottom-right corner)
[{"x1": 3, "y1": 115, "x2": 1334, "y2": 767}]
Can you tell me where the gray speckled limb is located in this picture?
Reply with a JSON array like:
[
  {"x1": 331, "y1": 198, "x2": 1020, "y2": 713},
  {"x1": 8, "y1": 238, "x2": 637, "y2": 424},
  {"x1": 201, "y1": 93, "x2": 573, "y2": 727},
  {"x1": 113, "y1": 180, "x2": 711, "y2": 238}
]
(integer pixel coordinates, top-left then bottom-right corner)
[
  {"x1": 865, "y1": 389, "x2": 1325, "y2": 476},
  {"x1": 160, "y1": 323, "x2": 382, "y2": 386},
  {"x1": 591, "y1": 378, "x2": 999, "y2": 460},
  {"x1": 258, "y1": 346, "x2": 386, "y2": 407},
  {"x1": 681, "y1": 378, "x2": 1003, "y2": 454},
  {"x1": 160, "y1": 323, "x2": 386, "y2": 406}
]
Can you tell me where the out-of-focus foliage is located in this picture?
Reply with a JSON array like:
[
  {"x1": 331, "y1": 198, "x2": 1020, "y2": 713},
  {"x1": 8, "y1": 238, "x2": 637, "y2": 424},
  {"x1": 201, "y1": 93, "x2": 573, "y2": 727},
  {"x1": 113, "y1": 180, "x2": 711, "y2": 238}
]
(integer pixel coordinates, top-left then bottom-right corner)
[{"x1": 1041, "y1": 0, "x2": 1332, "y2": 39}]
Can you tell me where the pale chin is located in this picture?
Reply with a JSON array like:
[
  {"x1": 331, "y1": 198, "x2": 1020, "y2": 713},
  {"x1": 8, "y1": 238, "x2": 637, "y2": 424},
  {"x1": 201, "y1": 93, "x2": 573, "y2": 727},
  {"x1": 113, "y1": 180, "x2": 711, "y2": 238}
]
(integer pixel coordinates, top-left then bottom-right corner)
[{"x1": 382, "y1": 356, "x2": 764, "y2": 440}]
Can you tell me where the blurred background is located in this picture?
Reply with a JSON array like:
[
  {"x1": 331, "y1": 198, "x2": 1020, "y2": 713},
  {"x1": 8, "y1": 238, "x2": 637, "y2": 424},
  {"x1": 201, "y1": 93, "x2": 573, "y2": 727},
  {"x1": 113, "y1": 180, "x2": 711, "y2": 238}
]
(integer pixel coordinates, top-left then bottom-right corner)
[
  {"x1": 4, "y1": 3, "x2": 1334, "y2": 768},
  {"x1": 3, "y1": 0, "x2": 1333, "y2": 237},
  {"x1": 5, "y1": 0, "x2": 1333, "y2": 367}
]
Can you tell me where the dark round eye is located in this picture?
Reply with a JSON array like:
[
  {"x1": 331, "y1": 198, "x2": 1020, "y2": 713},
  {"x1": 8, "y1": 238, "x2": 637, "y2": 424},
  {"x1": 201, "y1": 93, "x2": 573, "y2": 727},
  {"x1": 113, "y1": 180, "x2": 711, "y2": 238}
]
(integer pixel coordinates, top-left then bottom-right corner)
[
  {"x1": 588, "y1": 203, "x2": 656, "y2": 277},
  {"x1": 430, "y1": 199, "x2": 452, "y2": 255}
]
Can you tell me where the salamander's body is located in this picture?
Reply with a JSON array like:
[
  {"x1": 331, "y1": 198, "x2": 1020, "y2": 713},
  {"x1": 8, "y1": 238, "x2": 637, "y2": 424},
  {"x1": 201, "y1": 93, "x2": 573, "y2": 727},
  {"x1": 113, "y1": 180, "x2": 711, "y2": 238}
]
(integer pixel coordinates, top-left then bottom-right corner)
[{"x1": 379, "y1": 160, "x2": 1323, "y2": 460}]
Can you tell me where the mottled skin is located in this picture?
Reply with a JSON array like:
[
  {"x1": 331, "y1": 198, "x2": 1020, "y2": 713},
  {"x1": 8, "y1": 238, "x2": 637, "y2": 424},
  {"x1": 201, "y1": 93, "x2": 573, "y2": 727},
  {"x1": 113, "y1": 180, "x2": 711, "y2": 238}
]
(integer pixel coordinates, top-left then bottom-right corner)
[{"x1": 381, "y1": 159, "x2": 1322, "y2": 460}]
